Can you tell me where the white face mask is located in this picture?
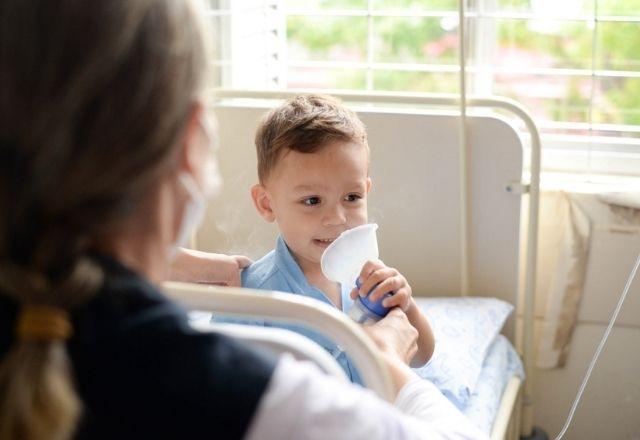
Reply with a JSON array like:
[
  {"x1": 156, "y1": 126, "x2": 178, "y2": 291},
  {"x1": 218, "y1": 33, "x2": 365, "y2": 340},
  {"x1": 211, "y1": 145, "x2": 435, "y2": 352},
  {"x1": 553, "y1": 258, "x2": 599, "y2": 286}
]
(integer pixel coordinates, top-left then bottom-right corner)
[
  {"x1": 173, "y1": 172, "x2": 208, "y2": 251},
  {"x1": 171, "y1": 114, "x2": 222, "y2": 254}
]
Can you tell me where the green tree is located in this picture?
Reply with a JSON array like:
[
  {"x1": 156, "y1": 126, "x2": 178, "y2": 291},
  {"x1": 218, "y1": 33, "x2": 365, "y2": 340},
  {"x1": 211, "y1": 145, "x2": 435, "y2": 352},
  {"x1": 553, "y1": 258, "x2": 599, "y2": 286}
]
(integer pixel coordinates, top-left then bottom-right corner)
[{"x1": 285, "y1": 0, "x2": 640, "y2": 129}]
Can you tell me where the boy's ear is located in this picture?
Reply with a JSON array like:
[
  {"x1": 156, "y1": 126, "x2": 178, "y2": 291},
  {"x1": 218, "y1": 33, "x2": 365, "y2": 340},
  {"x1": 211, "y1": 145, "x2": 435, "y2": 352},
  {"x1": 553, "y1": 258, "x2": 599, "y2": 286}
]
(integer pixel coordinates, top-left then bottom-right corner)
[
  {"x1": 366, "y1": 177, "x2": 372, "y2": 194},
  {"x1": 251, "y1": 184, "x2": 276, "y2": 223}
]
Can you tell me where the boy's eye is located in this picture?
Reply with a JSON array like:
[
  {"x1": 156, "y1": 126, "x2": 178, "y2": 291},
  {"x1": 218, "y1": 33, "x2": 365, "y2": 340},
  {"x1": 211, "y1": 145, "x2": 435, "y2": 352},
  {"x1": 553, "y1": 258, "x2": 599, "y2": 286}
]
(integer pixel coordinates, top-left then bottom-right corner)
[
  {"x1": 345, "y1": 193, "x2": 362, "y2": 202},
  {"x1": 303, "y1": 196, "x2": 321, "y2": 206}
]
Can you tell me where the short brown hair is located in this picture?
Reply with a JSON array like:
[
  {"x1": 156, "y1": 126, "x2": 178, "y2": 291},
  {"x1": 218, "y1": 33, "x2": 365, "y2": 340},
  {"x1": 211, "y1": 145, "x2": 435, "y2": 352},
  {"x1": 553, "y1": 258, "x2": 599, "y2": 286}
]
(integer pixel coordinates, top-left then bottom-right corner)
[{"x1": 255, "y1": 94, "x2": 368, "y2": 182}]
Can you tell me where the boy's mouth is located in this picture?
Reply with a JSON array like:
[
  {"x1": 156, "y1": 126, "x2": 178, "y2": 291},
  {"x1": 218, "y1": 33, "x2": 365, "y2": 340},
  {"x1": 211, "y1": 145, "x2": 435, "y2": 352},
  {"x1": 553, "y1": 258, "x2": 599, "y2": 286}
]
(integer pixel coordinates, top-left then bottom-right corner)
[{"x1": 313, "y1": 237, "x2": 336, "y2": 248}]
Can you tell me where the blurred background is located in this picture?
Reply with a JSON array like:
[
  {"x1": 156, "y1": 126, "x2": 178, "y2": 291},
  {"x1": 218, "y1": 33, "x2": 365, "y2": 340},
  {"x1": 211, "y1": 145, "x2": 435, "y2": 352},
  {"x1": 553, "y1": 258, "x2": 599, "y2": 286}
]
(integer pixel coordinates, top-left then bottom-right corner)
[{"x1": 204, "y1": 0, "x2": 640, "y2": 183}]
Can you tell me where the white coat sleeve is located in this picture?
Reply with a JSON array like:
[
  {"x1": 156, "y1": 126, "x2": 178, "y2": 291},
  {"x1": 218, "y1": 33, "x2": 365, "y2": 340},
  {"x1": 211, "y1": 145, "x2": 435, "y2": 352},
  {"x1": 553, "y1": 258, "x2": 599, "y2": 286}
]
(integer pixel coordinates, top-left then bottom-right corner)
[{"x1": 244, "y1": 354, "x2": 488, "y2": 440}]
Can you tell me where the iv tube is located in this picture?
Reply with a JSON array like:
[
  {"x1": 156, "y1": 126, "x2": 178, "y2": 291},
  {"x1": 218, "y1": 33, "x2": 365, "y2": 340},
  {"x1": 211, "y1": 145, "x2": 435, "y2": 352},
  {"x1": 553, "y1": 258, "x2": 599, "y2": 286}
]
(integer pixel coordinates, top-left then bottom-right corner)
[{"x1": 554, "y1": 252, "x2": 640, "y2": 440}]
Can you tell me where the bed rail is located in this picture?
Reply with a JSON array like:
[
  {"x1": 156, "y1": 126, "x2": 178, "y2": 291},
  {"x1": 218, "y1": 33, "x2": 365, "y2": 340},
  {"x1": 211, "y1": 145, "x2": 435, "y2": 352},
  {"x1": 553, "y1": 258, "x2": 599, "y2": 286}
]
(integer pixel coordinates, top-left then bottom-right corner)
[
  {"x1": 211, "y1": 87, "x2": 540, "y2": 436},
  {"x1": 191, "y1": 321, "x2": 349, "y2": 380},
  {"x1": 163, "y1": 282, "x2": 396, "y2": 402},
  {"x1": 491, "y1": 376, "x2": 524, "y2": 440}
]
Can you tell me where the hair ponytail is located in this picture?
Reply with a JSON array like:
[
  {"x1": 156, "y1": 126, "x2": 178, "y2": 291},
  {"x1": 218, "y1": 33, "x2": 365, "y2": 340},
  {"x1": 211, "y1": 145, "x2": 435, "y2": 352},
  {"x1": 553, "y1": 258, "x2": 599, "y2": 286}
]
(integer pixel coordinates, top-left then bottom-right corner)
[
  {"x1": 0, "y1": 258, "x2": 103, "y2": 440},
  {"x1": 0, "y1": 336, "x2": 81, "y2": 440}
]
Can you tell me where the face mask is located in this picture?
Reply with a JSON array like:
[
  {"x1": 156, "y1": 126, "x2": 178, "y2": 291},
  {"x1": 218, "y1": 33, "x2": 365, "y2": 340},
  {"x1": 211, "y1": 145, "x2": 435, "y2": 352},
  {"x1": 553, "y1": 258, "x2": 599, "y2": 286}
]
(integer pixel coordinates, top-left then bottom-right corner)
[
  {"x1": 171, "y1": 115, "x2": 223, "y2": 255},
  {"x1": 172, "y1": 172, "x2": 207, "y2": 252}
]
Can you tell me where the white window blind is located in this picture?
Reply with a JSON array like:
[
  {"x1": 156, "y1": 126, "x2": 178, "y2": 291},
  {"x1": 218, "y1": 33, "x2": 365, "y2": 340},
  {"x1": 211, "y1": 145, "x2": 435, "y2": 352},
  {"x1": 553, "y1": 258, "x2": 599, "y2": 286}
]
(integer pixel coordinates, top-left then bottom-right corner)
[
  {"x1": 206, "y1": 1, "x2": 285, "y2": 89},
  {"x1": 204, "y1": 0, "x2": 640, "y2": 180}
]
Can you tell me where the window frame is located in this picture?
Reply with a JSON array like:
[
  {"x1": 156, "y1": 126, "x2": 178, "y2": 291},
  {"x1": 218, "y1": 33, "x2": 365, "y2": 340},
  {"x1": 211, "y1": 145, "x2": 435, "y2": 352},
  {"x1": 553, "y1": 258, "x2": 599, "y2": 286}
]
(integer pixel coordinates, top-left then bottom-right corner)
[{"x1": 206, "y1": 1, "x2": 640, "y2": 184}]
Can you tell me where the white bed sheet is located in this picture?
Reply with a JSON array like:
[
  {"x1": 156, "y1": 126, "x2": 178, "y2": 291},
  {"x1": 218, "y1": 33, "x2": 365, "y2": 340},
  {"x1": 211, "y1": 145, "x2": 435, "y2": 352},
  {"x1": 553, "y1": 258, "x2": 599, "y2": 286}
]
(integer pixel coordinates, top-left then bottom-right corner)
[
  {"x1": 463, "y1": 335, "x2": 524, "y2": 434},
  {"x1": 412, "y1": 297, "x2": 514, "y2": 409},
  {"x1": 191, "y1": 303, "x2": 523, "y2": 435}
]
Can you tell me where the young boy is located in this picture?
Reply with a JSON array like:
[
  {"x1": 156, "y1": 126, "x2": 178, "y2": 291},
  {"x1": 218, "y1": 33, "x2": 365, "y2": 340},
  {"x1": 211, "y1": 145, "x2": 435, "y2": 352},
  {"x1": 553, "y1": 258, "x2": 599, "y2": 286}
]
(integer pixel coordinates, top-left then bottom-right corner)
[{"x1": 233, "y1": 94, "x2": 434, "y2": 383}]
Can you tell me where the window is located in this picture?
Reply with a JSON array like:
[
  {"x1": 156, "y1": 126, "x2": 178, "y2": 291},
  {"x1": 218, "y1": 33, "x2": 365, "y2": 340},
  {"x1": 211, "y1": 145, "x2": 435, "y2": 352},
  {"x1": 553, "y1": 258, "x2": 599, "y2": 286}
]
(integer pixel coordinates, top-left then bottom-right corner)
[{"x1": 205, "y1": 0, "x2": 640, "y2": 181}]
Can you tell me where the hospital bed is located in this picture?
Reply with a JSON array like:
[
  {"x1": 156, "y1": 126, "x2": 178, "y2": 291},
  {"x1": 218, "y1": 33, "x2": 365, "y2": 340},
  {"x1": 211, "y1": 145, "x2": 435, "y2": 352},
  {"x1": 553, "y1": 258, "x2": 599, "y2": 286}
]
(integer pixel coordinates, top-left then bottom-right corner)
[
  {"x1": 168, "y1": 89, "x2": 541, "y2": 439},
  {"x1": 165, "y1": 283, "x2": 394, "y2": 399}
]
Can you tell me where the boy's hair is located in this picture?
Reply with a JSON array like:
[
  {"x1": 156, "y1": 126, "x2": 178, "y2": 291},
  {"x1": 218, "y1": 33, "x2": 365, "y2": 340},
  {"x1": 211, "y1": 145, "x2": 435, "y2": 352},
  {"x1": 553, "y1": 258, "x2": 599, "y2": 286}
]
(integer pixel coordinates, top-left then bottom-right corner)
[{"x1": 255, "y1": 94, "x2": 368, "y2": 182}]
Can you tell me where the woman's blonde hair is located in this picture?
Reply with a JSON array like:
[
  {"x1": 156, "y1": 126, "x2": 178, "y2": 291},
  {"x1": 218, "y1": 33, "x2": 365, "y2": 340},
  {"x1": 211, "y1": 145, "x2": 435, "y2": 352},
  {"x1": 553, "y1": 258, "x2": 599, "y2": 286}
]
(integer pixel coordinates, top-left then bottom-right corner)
[{"x1": 0, "y1": 0, "x2": 208, "y2": 438}]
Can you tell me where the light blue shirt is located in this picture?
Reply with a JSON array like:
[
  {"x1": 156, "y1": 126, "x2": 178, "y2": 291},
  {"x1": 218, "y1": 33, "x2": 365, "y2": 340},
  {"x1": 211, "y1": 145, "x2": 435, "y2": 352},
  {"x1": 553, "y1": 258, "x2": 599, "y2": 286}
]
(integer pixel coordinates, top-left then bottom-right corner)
[{"x1": 214, "y1": 236, "x2": 362, "y2": 384}]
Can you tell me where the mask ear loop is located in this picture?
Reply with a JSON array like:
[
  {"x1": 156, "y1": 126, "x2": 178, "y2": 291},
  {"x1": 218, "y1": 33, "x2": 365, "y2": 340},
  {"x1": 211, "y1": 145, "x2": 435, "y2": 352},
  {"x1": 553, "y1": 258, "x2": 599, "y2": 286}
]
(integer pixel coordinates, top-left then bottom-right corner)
[
  {"x1": 178, "y1": 112, "x2": 222, "y2": 252},
  {"x1": 197, "y1": 114, "x2": 223, "y2": 200},
  {"x1": 553, "y1": 251, "x2": 640, "y2": 440},
  {"x1": 174, "y1": 172, "x2": 207, "y2": 252}
]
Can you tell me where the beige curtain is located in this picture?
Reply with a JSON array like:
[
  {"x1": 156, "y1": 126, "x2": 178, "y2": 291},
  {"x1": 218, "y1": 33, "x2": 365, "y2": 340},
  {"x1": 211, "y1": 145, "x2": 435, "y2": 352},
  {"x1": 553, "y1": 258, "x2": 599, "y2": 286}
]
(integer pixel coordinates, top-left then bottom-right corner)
[
  {"x1": 536, "y1": 192, "x2": 591, "y2": 368},
  {"x1": 535, "y1": 191, "x2": 640, "y2": 368}
]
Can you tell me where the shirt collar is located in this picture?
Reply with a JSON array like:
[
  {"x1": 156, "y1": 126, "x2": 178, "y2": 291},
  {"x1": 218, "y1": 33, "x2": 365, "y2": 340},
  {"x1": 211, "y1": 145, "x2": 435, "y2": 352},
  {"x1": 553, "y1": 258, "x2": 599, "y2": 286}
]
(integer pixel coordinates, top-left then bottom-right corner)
[{"x1": 273, "y1": 236, "x2": 353, "y2": 313}]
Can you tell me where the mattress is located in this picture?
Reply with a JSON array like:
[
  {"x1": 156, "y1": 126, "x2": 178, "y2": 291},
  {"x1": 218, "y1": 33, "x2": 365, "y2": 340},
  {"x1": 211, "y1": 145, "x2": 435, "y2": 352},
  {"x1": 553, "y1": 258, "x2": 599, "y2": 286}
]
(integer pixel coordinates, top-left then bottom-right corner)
[{"x1": 463, "y1": 335, "x2": 524, "y2": 434}]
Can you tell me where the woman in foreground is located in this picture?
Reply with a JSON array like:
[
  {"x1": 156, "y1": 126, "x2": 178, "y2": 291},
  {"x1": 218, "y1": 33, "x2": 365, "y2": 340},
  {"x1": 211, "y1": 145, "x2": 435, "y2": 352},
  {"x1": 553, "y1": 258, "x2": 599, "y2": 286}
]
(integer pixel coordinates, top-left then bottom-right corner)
[{"x1": 0, "y1": 1, "x2": 485, "y2": 439}]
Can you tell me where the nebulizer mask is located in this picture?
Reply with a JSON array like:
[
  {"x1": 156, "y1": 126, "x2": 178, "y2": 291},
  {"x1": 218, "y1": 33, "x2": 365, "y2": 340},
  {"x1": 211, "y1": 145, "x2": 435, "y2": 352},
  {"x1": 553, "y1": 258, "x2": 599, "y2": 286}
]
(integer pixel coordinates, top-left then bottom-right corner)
[
  {"x1": 172, "y1": 114, "x2": 222, "y2": 254},
  {"x1": 321, "y1": 223, "x2": 392, "y2": 324}
]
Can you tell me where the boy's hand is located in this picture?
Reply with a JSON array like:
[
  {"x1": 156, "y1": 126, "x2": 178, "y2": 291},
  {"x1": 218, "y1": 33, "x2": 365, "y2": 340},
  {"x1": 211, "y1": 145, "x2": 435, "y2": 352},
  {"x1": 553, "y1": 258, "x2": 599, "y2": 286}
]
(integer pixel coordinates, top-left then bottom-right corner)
[
  {"x1": 350, "y1": 259, "x2": 413, "y2": 312},
  {"x1": 169, "y1": 248, "x2": 252, "y2": 287}
]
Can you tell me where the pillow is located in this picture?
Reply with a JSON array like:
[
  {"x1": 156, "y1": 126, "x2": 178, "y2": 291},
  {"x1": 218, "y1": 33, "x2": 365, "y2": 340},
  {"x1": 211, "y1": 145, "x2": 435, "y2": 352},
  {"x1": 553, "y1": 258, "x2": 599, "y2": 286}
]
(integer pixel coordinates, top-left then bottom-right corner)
[{"x1": 412, "y1": 296, "x2": 514, "y2": 409}]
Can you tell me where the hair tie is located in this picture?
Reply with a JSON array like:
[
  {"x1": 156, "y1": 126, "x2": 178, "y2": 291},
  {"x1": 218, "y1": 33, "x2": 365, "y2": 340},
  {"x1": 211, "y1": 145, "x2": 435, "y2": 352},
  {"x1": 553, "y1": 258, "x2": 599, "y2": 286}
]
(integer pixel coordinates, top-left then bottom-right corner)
[{"x1": 17, "y1": 305, "x2": 73, "y2": 342}]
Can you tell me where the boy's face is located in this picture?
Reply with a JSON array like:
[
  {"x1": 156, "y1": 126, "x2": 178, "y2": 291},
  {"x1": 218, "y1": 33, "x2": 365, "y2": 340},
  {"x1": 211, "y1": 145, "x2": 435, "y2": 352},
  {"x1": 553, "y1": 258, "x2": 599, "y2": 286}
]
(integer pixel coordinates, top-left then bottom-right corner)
[{"x1": 253, "y1": 140, "x2": 371, "y2": 271}]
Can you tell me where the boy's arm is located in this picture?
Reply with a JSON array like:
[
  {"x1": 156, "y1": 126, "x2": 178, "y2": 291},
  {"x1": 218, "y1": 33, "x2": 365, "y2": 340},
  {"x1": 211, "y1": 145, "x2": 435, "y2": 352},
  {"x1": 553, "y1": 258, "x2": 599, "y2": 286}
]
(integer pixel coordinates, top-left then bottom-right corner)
[
  {"x1": 405, "y1": 299, "x2": 435, "y2": 367},
  {"x1": 353, "y1": 259, "x2": 435, "y2": 368}
]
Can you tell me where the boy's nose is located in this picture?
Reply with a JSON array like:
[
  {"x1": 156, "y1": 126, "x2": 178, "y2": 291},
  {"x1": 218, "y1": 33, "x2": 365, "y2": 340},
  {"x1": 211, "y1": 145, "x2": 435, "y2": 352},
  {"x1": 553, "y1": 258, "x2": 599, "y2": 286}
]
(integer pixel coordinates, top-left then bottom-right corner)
[{"x1": 322, "y1": 204, "x2": 347, "y2": 227}]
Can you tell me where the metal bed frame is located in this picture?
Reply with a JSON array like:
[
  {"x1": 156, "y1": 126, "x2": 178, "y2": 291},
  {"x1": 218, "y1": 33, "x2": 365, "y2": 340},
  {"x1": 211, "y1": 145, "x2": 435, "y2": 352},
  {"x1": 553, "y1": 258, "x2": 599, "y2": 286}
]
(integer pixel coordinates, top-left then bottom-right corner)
[
  {"x1": 164, "y1": 282, "x2": 396, "y2": 401},
  {"x1": 167, "y1": 86, "x2": 543, "y2": 438},
  {"x1": 210, "y1": 87, "x2": 540, "y2": 439}
]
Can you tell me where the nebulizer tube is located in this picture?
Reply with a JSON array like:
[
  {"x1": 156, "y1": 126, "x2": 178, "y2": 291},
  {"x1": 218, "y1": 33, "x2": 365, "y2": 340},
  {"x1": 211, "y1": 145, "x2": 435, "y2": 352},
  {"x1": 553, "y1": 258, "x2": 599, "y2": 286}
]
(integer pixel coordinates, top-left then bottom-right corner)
[{"x1": 554, "y1": 251, "x2": 640, "y2": 440}]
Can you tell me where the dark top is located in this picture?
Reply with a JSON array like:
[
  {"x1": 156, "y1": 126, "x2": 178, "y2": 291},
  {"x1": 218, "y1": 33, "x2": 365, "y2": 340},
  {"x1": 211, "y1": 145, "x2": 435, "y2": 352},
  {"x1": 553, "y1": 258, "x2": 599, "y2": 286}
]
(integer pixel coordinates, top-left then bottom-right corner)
[{"x1": 0, "y1": 254, "x2": 276, "y2": 439}]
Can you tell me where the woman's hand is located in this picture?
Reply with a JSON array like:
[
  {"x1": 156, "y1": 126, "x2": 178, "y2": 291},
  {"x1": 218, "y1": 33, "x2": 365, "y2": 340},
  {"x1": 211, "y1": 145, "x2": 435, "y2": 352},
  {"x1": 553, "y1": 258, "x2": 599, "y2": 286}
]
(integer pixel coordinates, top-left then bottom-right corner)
[
  {"x1": 361, "y1": 308, "x2": 420, "y2": 393},
  {"x1": 169, "y1": 248, "x2": 251, "y2": 287},
  {"x1": 362, "y1": 308, "x2": 418, "y2": 365},
  {"x1": 350, "y1": 259, "x2": 413, "y2": 312}
]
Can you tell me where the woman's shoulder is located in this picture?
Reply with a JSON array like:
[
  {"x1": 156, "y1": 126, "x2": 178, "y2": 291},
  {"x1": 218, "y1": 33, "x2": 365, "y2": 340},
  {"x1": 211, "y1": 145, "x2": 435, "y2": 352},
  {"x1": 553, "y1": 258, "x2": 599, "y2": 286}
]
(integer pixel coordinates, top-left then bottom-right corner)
[
  {"x1": 71, "y1": 253, "x2": 278, "y2": 438},
  {"x1": 76, "y1": 253, "x2": 276, "y2": 369}
]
